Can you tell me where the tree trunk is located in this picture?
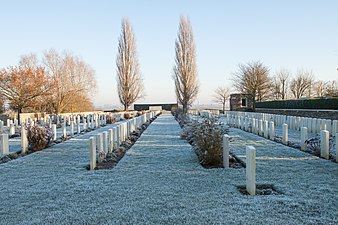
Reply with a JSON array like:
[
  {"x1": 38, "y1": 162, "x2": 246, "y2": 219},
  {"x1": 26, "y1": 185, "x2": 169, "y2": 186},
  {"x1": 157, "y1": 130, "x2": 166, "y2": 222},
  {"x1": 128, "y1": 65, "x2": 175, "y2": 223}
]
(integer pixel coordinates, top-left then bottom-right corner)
[
  {"x1": 17, "y1": 107, "x2": 22, "y2": 125},
  {"x1": 124, "y1": 104, "x2": 128, "y2": 112},
  {"x1": 182, "y1": 104, "x2": 187, "y2": 114},
  {"x1": 222, "y1": 101, "x2": 225, "y2": 112},
  {"x1": 252, "y1": 97, "x2": 256, "y2": 111}
]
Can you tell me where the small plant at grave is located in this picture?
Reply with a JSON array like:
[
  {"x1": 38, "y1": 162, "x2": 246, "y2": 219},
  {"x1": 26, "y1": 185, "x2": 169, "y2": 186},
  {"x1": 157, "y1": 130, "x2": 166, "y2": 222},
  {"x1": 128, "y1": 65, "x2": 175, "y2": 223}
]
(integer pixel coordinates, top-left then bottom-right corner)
[
  {"x1": 106, "y1": 116, "x2": 116, "y2": 124},
  {"x1": 124, "y1": 113, "x2": 131, "y2": 119},
  {"x1": 26, "y1": 125, "x2": 53, "y2": 151},
  {"x1": 191, "y1": 116, "x2": 228, "y2": 167}
]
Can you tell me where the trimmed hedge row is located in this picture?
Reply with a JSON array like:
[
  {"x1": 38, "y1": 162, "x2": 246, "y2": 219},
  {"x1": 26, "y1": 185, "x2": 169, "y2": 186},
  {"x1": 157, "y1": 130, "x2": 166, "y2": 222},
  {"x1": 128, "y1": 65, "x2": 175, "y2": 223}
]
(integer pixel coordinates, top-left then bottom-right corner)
[{"x1": 256, "y1": 98, "x2": 338, "y2": 110}]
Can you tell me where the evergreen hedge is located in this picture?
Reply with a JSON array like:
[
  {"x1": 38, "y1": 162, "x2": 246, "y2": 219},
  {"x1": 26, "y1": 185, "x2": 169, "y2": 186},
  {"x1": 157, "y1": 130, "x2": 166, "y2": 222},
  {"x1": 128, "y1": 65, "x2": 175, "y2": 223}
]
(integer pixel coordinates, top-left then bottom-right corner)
[{"x1": 256, "y1": 98, "x2": 338, "y2": 110}]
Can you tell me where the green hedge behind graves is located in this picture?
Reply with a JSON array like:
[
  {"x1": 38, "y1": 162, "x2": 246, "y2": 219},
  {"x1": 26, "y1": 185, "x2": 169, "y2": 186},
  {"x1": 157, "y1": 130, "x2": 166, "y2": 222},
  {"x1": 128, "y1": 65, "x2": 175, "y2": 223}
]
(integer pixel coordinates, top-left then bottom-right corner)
[{"x1": 256, "y1": 98, "x2": 338, "y2": 110}]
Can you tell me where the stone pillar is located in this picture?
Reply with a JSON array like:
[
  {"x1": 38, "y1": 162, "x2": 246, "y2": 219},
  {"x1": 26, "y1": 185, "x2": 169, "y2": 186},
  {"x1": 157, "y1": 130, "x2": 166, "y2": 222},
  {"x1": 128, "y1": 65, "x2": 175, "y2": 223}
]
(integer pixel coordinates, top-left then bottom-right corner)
[
  {"x1": 269, "y1": 121, "x2": 274, "y2": 141},
  {"x1": 0, "y1": 134, "x2": 9, "y2": 155},
  {"x1": 264, "y1": 120, "x2": 269, "y2": 138},
  {"x1": 21, "y1": 126, "x2": 28, "y2": 154},
  {"x1": 223, "y1": 134, "x2": 230, "y2": 168},
  {"x1": 320, "y1": 130, "x2": 329, "y2": 160},
  {"x1": 89, "y1": 137, "x2": 96, "y2": 170},
  {"x1": 300, "y1": 127, "x2": 308, "y2": 151},
  {"x1": 52, "y1": 124, "x2": 57, "y2": 141},
  {"x1": 108, "y1": 129, "x2": 113, "y2": 153},
  {"x1": 246, "y1": 146, "x2": 256, "y2": 196},
  {"x1": 282, "y1": 124, "x2": 288, "y2": 145}
]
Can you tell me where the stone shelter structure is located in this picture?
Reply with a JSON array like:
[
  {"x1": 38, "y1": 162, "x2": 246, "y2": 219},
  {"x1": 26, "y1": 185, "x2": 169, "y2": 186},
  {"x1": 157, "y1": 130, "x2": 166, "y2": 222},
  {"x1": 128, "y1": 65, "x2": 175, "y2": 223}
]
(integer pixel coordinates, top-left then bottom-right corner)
[{"x1": 230, "y1": 94, "x2": 253, "y2": 111}]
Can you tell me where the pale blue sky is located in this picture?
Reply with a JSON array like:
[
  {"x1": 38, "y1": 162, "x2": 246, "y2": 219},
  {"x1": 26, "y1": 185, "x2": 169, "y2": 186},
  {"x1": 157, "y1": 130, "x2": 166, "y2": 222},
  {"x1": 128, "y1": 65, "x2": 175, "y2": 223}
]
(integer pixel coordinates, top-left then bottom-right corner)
[{"x1": 0, "y1": 0, "x2": 337, "y2": 108}]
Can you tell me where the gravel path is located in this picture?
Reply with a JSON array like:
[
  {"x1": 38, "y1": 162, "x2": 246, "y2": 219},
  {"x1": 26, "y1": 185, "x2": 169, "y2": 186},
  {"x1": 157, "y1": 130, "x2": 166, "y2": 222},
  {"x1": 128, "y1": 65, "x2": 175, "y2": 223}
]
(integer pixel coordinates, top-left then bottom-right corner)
[{"x1": 0, "y1": 112, "x2": 337, "y2": 224}]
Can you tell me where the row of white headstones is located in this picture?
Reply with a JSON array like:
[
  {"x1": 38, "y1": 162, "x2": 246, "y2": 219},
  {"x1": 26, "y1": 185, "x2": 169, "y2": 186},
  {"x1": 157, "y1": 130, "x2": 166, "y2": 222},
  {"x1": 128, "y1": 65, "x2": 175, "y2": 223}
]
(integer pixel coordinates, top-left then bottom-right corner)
[
  {"x1": 224, "y1": 111, "x2": 338, "y2": 161},
  {"x1": 88, "y1": 111, "x2": 160, "y2": 170},
  {"x1": 0, "y1": 112, "x2": 143, "y2": 157},
  {"x1": 191, "y1": 110, "x2": 338, "y2": 196}
]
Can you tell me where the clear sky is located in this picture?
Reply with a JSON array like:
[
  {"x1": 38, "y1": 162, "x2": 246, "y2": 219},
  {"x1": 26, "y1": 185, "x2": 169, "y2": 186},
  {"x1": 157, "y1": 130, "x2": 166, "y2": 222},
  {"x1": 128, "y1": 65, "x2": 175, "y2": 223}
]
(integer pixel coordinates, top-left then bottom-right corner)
[{"x1": 0, "y1": 0, "x2": 337, "y2": 108}]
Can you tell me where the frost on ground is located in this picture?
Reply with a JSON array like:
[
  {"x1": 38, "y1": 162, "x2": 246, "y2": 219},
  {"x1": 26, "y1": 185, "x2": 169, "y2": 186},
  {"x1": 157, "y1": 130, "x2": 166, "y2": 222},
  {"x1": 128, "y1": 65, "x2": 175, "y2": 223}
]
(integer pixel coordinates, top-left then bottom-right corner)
[{"x1": 0, "y1": 112, "x2": 337, "y2": 224}]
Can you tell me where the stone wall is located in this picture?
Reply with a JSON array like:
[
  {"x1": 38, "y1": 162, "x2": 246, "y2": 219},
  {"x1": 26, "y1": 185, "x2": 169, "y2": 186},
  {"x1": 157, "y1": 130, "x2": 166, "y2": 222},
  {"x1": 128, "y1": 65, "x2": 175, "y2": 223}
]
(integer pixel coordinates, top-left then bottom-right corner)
[{"x1": 255, "y1": 108, "x2": 338, "y2": 120}]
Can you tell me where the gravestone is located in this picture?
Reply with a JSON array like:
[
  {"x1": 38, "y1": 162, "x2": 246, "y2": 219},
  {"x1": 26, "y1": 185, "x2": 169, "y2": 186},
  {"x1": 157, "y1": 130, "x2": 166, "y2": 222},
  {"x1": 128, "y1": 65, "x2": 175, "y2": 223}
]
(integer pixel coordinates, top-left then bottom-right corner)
[{"x1": 246, "y1": 146, "x2": 256, "y2": 196}]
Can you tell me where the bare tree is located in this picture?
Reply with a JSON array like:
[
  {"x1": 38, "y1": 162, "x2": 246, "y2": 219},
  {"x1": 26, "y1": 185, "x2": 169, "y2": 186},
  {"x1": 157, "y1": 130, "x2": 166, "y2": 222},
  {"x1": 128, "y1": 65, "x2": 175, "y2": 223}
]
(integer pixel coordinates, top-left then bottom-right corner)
[
  {"x1": 289, "y1": 69, "x2": 314, "y2": 99},
  {"x1": 272, "y1": 68, "x2": 290, "y2": 100},
  {"x1": 232, "y1": 61, "x2": 270, "y2": 110},
  {"x1": 43, "y1": 49, "x2": 97, "y2": 115},
  {"x1": 116, "y1": 18, "x2": 144, "y2": 111},
  {"x1": 325, "y1": 80, "x2": 338, "y2": 97},
  {"x1": 173, "y1": 16, "x2": 199, "y2": 114},
  {"x1": 213, "y1": 86, "x2": 230, "y2": 112},
  {"x1": 19, "y1": 53, "x2": 38, "y2": 69},
  {"x1": 313, "y1": 80, "x2": 327, "y2": 97}
]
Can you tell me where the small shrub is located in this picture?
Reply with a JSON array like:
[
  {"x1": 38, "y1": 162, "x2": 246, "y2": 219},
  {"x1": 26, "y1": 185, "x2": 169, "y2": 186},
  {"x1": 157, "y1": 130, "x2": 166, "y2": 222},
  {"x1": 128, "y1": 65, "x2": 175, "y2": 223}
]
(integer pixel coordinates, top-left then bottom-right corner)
[
  {"x1": 124, "y1": 113, "x2": 131, "y2": 119},
  {"x1": 192, "y1": 116, "x2": 227, "y2": 167},
  {"x1": 27, "y1": 125, "x2": 53, "y2": 151},
  {"x1": 106, "y1": 116, "x2": 116, "y2": 124}
]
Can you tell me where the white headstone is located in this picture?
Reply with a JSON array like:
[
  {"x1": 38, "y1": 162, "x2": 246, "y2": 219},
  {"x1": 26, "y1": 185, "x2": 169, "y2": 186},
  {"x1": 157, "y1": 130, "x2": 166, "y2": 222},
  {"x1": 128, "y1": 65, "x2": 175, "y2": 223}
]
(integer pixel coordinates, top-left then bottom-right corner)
[
  {"x1": 300, "y1": 127, "x2": 308, "y2": 151},
  {"x1": 21, "y1": 126, "x2": 28, "y2": 154},
  {"x1": 83, "y1": 118, "x2": 87, "y2": 130},
  {"x1": 259, "y1": 120, "x2": 263, "y2": 136},
  {"x1": 102, "y1": 131, "x2": 108, "y2": 155},
  {"x1": 320, "y1": 130, "x2": 329, "y2": 159},
  {"x1": 52, "y1": 124, "x2": 57, "y2": 141},
  {"x1": 9, "y1": 124, "x2": 15, "y2": 136},
  {"x1": 70, "y1": 121, "x2": 74, "y2": 137},
  {"x1": 108, "y1": 129, "x2": 113, "y2": 153},
  {"x1": 62, "y1": 122, "x2": 67, "y2": 139},
  {"x1": 0, "y1": 120, "x2": 3, "y2": 133},
  {"x1": 0, "y1": 134, "x2": 9, "y2": 155},
  {"x1": 336, "y1": 135, "x2": 338, "y2": 163},
  {"x1": 282, "y1": 124, "x2": 288, "y2": 145},
  {"x1": 97, "y1": 133, "x2": 104, "y2": 163},
  {"x1": 223, "y1": 134, "x2": 230, "y2": 168},
  {"x1": 264, "y1": 120, "x2": 269, "y2": 138},
  {"x1": 89, "y1": 137, "x2": 96, "y2": 170},
  {"x1": 269, "y1": 121, "x2": 274, "y2": 141},
  {"x1": 246, "y1": 146, "x2": 256, "y2": 196},
  {"x1": 113, "y1": 127, "x2": 117, "y2": 150}
]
